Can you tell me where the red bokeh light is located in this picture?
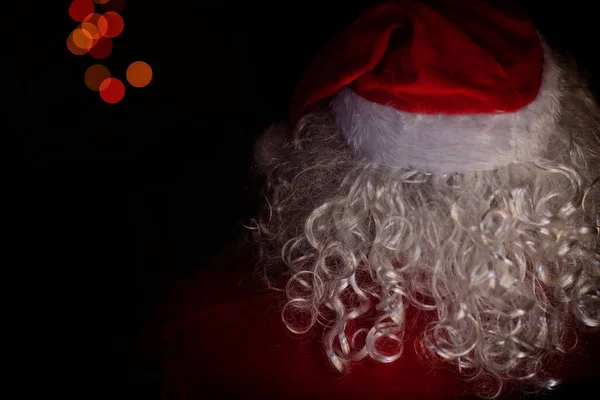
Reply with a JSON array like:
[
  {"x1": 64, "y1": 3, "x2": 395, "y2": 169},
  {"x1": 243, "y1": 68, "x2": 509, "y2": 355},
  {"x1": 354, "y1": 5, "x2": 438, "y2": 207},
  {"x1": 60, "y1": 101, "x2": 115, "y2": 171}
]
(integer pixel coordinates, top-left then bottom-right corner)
[
  {"x1": 68, "y1": 0, "x2": 144, "y2": 102},
  {"x1": 68, "y1": 0, "x2": 94, "y2": 22},
  {"x1": 99, "y1": 78, "x2": 125, "y2": 104},
  {"x1": 84, "y1": 13, "x2": 109, "y2": 37},
  {"x1": 89, "y1": 37, "x2": 113, "y2": 59},
  {"x1": 100, "y1": 0, "x2": 126, "y2": 13},
  {"x1": 101, "y1": 12, "x2": 124, "y2": 38}
]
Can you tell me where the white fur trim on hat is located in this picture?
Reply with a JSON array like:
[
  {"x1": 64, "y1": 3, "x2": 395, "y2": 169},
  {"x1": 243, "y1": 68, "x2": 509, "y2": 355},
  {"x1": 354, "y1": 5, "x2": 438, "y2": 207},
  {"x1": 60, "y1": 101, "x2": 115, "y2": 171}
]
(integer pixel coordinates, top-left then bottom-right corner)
[{"x1": 332, "y1": 48, "x2": 563, "y2": 173}]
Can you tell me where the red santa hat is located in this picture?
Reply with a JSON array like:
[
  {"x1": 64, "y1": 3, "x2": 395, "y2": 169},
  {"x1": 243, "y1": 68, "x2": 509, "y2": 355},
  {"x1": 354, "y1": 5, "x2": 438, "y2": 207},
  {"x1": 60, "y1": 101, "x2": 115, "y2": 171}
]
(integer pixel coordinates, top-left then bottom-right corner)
[{"x1": 290, "y1": 0, "x2": 562, "y2": 173}]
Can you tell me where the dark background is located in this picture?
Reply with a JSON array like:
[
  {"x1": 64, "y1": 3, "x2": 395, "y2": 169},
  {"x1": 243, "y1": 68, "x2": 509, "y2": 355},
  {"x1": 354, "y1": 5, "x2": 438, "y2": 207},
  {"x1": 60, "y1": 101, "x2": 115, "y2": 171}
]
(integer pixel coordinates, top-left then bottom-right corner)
[{"x1": 14, "y1": 1, "x2": 598, "y2": 398}]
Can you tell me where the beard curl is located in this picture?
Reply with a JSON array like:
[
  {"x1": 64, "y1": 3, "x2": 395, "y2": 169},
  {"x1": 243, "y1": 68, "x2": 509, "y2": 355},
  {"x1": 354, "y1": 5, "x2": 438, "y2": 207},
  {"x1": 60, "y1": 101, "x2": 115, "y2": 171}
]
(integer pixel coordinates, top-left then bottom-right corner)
[{"x1": 255, "y1": 76, "x2": 600, "y2": 398}]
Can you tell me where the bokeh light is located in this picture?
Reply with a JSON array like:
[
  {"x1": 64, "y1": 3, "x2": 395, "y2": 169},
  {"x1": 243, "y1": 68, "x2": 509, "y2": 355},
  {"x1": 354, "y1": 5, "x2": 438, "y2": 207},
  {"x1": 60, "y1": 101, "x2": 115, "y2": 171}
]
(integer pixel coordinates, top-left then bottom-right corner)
[
  {"x1": 69, "y1": 0, "x2": 94, "y2": 22},
  {"x1": 101, "y1": 0, "x2": 126, "y2": 13},
  {"x1": 68, "y1": 0, "x2": 147, "y2": 104},
  {"x1": 67, "y1": 31, "x2": 89, "y2": 55},
  {"x1": 89, "y1": 37, "x2": 113, "y2": 59},
  {"x1": 80, "y1": 21, "x2": 101, "y2": 41},
  {"x1": 85, "y1": 65, "x2": 111, "y2": 91},
  {"x1": 101, "y1": 12, "x2": 124, "y2": 38},
  {"x1": 71, "y1": 27, "x2": 94, "y2": 51},
  {"x1": 69, "y1": 21, "x2": 103, "y2": 54},
  {"x1": 126, "y1": 61, "x2": 153, "y2": 88},
  {"x1": 83, "y1": 13, "x2": 108, "y2": 37},
  {"x1": 99, "y1": 78, "x2": 125, "y2": 104}
]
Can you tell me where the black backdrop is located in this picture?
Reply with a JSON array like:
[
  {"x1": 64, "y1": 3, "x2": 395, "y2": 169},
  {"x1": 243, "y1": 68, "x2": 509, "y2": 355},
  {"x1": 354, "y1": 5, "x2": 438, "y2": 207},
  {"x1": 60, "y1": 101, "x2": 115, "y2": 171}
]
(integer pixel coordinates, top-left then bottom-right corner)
[{"x1": 15, "y1": 1, "x2": 598, "y2": 398}]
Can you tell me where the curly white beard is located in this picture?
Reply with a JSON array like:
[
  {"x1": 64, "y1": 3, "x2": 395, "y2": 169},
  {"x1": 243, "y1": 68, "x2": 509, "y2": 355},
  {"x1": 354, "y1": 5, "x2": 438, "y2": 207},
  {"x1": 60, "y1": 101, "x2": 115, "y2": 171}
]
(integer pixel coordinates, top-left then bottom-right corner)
[{"x1": 255, "y1": 58, "x2": 600, "y2": 398}]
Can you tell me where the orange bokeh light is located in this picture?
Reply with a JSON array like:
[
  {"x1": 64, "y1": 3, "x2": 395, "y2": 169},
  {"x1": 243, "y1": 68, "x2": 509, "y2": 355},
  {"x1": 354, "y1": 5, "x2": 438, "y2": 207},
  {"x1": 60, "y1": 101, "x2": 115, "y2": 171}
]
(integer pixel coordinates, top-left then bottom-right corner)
[
  {"x1": 67, "y1": 31, "x2": 88, "y2": 55},
  {"x1": 85, "y1": 65, "x2": 111, "y2": 91},
  {"x1": 89, "y1": 37, "x2": 113, "y2": 59},
  {"x1": 99, "y1": 78, "x2": 126, "y2": 104},
  {"x1": 101, "y1": 12, "x2": 124, "y2": 38},
  {"x1": 83, "y1": 13, "x2": 108, "y2": 37},
  {"x1": 69, "y1": 0, "x2": 94, "y2": 22},
  {"x1": 80, "y1": 22, "x2": 101, "y2": 41},
  {"x1": 126, "y1": 61, "x2": 153, "y2": 88},
  {"x1": 72, "y1": 28, "x2": 94, "y2": 51}
]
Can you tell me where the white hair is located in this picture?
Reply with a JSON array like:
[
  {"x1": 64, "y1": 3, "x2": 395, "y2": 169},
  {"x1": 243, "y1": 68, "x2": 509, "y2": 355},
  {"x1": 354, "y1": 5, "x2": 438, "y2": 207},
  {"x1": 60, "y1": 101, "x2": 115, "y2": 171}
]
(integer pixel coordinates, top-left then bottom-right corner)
[{"x1": 254, "y1": 55, "x2": 600, "y2": 398}]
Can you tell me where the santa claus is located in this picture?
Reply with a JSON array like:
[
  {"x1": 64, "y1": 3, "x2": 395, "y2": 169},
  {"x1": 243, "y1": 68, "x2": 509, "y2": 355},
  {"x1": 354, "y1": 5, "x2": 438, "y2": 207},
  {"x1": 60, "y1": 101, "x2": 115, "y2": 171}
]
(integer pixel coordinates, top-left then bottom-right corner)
[{"x1": 148, "y1": 1, "x2": 599, "y2": 398}]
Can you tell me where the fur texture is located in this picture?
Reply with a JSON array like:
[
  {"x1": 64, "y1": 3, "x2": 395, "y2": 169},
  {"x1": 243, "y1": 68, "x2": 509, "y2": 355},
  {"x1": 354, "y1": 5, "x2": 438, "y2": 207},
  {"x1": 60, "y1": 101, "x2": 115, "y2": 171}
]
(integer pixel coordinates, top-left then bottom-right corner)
[
  {"x1": 332, "y1": 47, "x2": 563, "y2": 173},
  {"x1": 255, "y1": 54, "x2": 600, "y2": 398}
]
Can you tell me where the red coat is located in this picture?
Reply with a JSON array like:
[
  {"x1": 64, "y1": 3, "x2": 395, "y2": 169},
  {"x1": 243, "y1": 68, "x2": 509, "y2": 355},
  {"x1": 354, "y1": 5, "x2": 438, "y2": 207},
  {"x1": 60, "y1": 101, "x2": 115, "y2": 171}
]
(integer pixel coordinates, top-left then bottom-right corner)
[{"x1": 138, "y1": 245, "x2": 599, "y2": 399}]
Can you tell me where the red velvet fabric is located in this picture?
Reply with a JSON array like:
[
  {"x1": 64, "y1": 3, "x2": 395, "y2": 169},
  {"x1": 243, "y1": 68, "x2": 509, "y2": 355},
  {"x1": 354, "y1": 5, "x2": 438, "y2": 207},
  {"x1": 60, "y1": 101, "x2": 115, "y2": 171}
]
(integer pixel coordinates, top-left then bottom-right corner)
[
  {"x1": 290, "y1": 0, "x2": 543, "y2": 120},
  {"x1": 139, "y1": 252, "x2": 600, "y2": 399},
  {"x1": 147, "y1": 268, "x2": 480, "y2": 399}
]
